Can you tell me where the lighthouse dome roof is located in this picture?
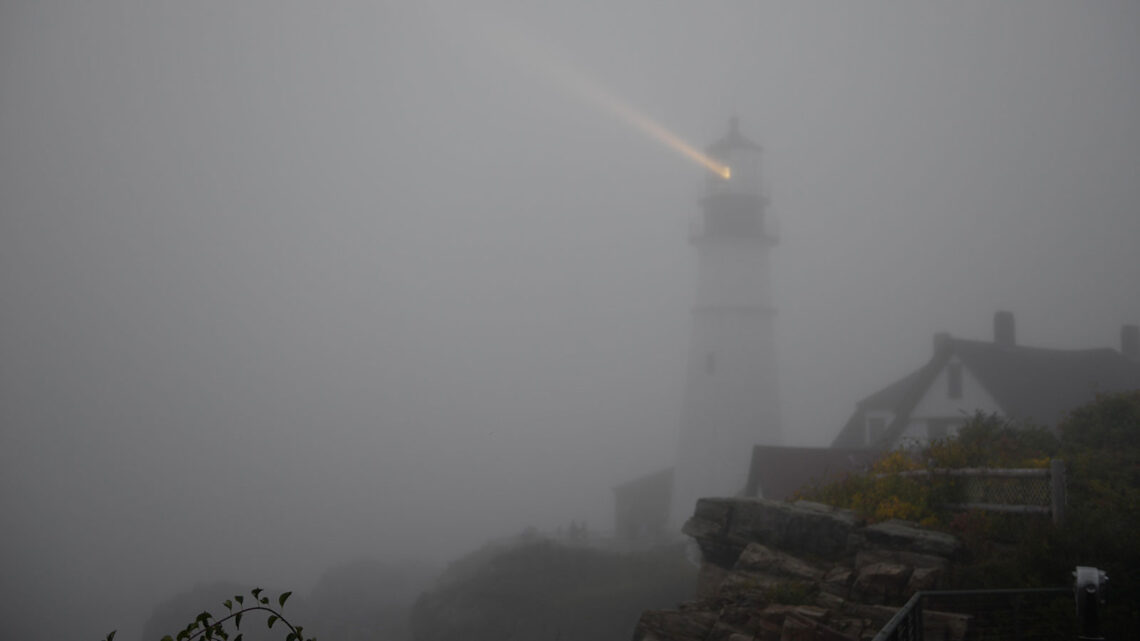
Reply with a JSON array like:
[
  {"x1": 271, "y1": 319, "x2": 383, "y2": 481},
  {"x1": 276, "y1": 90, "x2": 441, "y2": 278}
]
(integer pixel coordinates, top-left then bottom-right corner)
[{"x1": 707, "y1": 116, "x2": 762, "y2": 155}]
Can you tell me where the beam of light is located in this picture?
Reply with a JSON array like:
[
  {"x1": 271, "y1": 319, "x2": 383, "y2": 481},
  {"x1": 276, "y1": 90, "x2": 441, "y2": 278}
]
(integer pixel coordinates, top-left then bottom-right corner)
[
  {"x1": 471, "y1": 14, "x2": 731, "y2": 180},
  {"x1": 562, "y1": 73, "x2": 732, "y2": 180}
]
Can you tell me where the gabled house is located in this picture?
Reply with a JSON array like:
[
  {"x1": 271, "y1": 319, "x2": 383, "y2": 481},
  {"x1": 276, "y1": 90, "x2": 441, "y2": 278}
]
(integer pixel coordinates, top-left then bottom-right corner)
[{"x1": 831, "y1": 312, "x2": 1140, "y2": 450}]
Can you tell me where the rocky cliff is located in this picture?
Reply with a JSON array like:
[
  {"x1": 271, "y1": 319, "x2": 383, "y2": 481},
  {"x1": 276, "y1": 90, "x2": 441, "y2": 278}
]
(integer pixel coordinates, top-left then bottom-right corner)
[{"x1": 633, "y1": 498, "x2": 966, "y2": 641}]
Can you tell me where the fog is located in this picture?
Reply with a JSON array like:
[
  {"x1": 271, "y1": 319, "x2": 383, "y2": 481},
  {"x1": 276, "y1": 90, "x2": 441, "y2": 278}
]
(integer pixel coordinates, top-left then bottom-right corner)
[{"x1": 2, "y1": 2, "x2": 1138, "y2": 639}]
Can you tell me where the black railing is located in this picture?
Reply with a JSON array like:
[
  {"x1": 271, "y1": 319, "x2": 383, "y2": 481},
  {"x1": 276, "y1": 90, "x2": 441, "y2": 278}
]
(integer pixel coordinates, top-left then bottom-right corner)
[
  {"x1": 873, "y1": 587, "x2": 1073, "y2": 641},
  {"x1": 874, "y1": 592, "x2": 923, "y2": 641}
]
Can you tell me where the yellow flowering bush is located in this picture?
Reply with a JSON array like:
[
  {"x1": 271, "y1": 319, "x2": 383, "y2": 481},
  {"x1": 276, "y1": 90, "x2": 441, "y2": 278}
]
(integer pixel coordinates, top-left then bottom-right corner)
[{"x1": 795, "y1": 412, "x2": 1059, "y2": 526}]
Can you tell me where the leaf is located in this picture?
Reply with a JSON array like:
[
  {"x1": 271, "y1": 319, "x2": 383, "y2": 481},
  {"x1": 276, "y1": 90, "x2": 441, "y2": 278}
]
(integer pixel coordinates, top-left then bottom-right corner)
[
  {"x1": 260, "y1": 597, "x2": 269, "y2": 605},
  {"x1": 251, "y1": 588, "x2": 263, "y2": 600},
  {"x1": 197, "y1": 611, "x2": 212, "y2": 625},
  {"x1": 224, "y1": 599, "x2": 233, "y2": 611},
  {"x1": 267, "y1": 615, "x2": 278, "y2": 629},
  {"x1": 234, "y1": 635, "x2": 242, "y2": 641},
  {"x1": 105, "y1": 631, "x2": 117, "y2": 641},
  {"x1": 234, "y1": 613, "x2": 243, "y2": 630},
  {"x1": 235, "y1": 595, "x2": 244, "y2": 605},
  {"x1": 286, "y1": 633, "x2": 297, "y2": 641},
  {"x1": 278, "y1": 591, "x2": 292, "y2": 607},
  {"x1": 160, "y1": 636, "x2": 174, "y2": 641}
]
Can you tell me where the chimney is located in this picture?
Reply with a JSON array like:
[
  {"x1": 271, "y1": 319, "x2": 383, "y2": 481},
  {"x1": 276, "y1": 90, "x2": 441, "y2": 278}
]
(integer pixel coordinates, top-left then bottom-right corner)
[
  {"x1": 1123, "y1": 325, "x2": 1140, "y2": 361},
  {"x1": 933, "y1": 332, "x2": 952, "y2": 354},
  {"x1": 994, "y1": 311, "x2": 1016, "y2": 347}
]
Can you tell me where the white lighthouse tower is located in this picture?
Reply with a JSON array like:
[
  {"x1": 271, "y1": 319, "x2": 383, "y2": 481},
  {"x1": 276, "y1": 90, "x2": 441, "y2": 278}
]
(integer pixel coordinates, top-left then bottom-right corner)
[{"x1": 671, "y1": 117, "x2": 782, "y2": 522}]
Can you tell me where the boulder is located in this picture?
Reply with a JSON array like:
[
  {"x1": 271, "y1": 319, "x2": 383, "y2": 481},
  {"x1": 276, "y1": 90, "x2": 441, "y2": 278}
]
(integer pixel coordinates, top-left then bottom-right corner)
[
  {"x1": 861, "y1": 519, "x2": 960, "y2": 558},
  {"x1": 636, "y1": 499, "x2": 964, "y2": 641},
  {"x1": 852, "y1": 562, "x2": 912, "y2": 604},
  {"x1": 683, "y1": 499, "x2": 860, "y2": 568},
  {"x1": 905, "y1": 566, "x2": 944, "y2": 594},
  {"x1": 734, "y1": 544, "x2": 827, "y2": 582},
  {"x1": 820, "y1": 567, "x2": 853, "y2": 598},
  {"x1": 854, "y1": 548, "x2": 948, "y2": 573}
]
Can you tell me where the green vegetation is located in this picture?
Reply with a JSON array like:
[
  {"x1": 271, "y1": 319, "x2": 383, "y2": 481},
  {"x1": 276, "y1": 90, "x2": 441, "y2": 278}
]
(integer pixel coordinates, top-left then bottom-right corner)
[
  {"x1": 764, "y1": 580, "x2": 819, "y2": 606},
  {"x1": 796, "y1": 391, "x2": 1140, "y2": 637},
  {"x1": 103, "y1": 587, "x2": 312, "y2": 641},
  {"x1": 411, "y1": 536, "x2": 697, "y2": 641},
  {"x1": 111, "y1": 560, "x2": 432, "y2": 641},
  {"x1": 797, "y1": 411, "x2": 1057, "y2": 527}
]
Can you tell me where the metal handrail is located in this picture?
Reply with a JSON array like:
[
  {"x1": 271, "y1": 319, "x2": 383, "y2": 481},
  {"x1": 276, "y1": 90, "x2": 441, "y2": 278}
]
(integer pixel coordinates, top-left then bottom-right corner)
[{"x1": 872, "y1": 587, "x2": 1072, "y2": 641}]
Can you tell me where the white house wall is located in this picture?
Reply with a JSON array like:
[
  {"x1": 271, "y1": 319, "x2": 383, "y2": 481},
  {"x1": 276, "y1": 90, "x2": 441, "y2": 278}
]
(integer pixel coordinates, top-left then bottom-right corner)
[
  {"x1": 864, "y1": 410, "x2": 894, "y2": 446},
  {"x1": 896, "y1": 359, "x2": 1003, "y2": 445}
]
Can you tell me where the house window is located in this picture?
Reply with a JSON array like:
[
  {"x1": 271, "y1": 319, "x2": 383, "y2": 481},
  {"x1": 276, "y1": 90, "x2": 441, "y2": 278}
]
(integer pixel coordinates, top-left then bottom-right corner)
[
  {"x1": 948, "y1": 363, "x2": 962, "y2": 399},
  {"x1": 867, "y1": 417, "x2": 886, "y2": 445},
  {"x1": 705, "y1": 352, "x2": 716, "y2": 375}
]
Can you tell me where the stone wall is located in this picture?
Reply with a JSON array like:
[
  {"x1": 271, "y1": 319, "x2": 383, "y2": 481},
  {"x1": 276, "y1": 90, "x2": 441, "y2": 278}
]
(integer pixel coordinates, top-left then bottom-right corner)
[{"x1": 633, "y1": 498, "x2": 966, "y2": 641}]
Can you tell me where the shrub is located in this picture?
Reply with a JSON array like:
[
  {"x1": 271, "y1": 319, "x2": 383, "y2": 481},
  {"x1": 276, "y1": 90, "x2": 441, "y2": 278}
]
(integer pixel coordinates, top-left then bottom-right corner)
[
  {"x1": 799, "y1": 395, "x2": 1140, "y2": 636},
  {"x1": 796, "y1": 412, "x2": 1056, "y2": 528},
  {"x1": 104, "y1": 588, "x2": 312, "y2": 641}
]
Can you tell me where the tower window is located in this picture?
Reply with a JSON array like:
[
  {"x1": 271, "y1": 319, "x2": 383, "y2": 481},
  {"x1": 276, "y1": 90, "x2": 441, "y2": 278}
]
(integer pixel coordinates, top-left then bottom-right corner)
[
  {"x1": 705, "y1": 352, "x2": 716, "y2": 375},
  {"x1": 948, "y1": 363, "x2": 963, "y2": 399}
]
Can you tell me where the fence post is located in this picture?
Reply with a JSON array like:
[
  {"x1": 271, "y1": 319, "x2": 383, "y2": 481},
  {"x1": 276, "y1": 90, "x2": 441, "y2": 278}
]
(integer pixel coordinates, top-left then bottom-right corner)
[{"x1": 1050, "y1": 459, "x2": 1065, "y2": 525}]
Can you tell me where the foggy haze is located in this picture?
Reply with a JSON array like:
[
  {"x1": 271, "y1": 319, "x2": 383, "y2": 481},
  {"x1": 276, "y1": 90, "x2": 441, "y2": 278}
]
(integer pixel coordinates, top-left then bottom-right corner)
[{"x1": 2, "y1": 2, "x2": 1139, "y2": 639}]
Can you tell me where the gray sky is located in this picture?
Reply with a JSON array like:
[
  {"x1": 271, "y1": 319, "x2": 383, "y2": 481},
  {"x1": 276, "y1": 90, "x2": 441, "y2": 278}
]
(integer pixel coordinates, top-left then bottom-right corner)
[{"x1": 3, "y1": 2, "x2": 1139, "y2": 638}]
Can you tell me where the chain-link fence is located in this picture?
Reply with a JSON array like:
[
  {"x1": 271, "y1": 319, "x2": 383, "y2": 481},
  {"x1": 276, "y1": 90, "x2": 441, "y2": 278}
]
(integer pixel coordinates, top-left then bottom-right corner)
[
  {"x1": 957, "y1": 474, "x2": 1050, "y2": 506},
  {"x1": 888, "y1": 459, "x2": 1066, "y2": 523}
]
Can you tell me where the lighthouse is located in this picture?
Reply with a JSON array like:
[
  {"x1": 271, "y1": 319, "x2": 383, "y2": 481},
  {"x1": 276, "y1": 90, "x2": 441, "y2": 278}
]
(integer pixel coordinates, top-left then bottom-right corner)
[{"x1": 670, "y1": 117, "x2": 782, "y2": 522}]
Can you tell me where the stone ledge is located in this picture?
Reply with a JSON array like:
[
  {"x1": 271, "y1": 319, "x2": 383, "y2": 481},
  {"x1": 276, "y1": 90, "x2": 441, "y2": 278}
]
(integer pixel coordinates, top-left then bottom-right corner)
[
  {"x1": 637, "y1": 499, "x2": 966, "y2": 641},
  {"x1": 683, "y1": 498, "x2": 861, "y2": 568},
  {"x1": 862, "y1": 519, "x2": 961, "y2": 558}
]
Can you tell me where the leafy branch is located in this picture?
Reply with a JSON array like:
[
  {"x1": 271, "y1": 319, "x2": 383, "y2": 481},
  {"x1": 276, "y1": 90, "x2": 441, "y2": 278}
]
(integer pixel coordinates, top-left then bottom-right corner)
[{"x1": 102, "y1": 587, "x2": 314, "y2": 641}]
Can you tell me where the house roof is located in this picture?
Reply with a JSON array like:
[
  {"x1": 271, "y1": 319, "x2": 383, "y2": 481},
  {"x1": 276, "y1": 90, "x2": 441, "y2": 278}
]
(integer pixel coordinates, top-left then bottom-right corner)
[
  {"x1": 857, "y1": 366, "x2": 933, "y2": 411},
  {"x1": 831, "y1": 336, "x2": 1140, "y2": 449},
  {"x1": 954, "y1": 340, "x2": 1140, "y2": 424},
  {"x1": 744, "y1": 446, "x2": 880, "y2": 500}
]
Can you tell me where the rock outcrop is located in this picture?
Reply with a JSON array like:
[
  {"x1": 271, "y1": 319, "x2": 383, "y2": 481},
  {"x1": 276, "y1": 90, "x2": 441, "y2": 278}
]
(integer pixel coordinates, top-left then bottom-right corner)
[{"x1": 633, "y1": 498, "x2": 966, "y2": 641}]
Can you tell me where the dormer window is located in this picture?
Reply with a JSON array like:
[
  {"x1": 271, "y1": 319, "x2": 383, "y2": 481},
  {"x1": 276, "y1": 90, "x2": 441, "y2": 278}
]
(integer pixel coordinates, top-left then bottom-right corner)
[{"x1": 948, "y1": 363, "x2": 963, "y2": 399}]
